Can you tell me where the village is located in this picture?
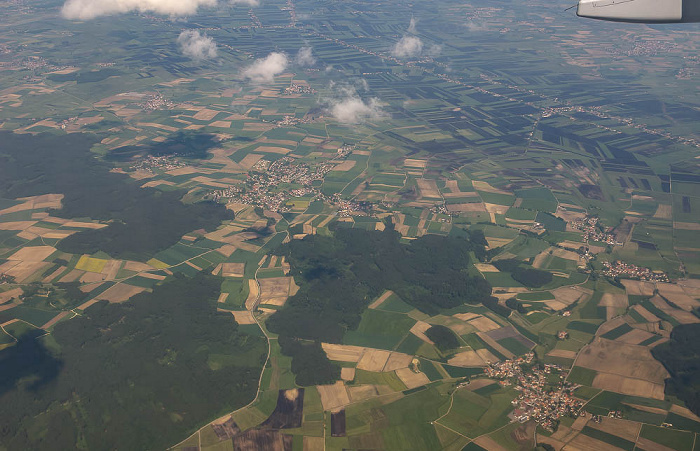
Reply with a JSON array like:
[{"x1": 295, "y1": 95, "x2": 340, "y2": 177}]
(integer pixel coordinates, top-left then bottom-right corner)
[
  {"x1": 602, "y1": 260, "x2": 670, "y2": 282},
  {"x1": 129, "y1": 155, "x2": 186, "y2": 174},
  {"x1": 569, "y1": 216, "x2": 622, "y2": 246},
  {"x1": 482, "y1": 353, "x2": 584, "y2": 432},
  {"x1": 210, "y1": 148, "x2": 363, "y2": 213}
]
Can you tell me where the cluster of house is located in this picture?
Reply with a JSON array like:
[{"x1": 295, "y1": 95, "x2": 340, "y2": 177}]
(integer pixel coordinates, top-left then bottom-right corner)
[
  {"x1": 601, "y1": 260, "x2": 669, "y2": 282},
  {"x1": 283, "y1": 84, "x2": 316, "y2": 95},
  {"x1": 485, "y1": 353, "x2": 584, "y2": 432},
  {"x1": 129, "y1": 155, "x2": 185, "y2": 174},
  {"x1": 210, "y1": 151, "x2": 357, "y2": 213},
  {"x1": 139, "y1": 93, "x2": 173, "y2": 111},
  {"x1": 570, "y1": 216, "x2": 621, "y2": 246}
]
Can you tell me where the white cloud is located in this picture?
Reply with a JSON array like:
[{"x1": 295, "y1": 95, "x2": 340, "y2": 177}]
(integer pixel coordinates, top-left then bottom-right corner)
[
  {"x1": 331, "y1": 97, "x2": 385, "y2": 124},
  {"x1": 242, "y1": 52, "x2": 288, "y2": 83},
  {"x1": 61, "y1": 0, "x2": 257, "y2": 20},
  {"x1": 407, "y1": 17, "x2": 418, "y2": 34},
  {"x1": 295, "y1": 46, "x2": 316, "y2": 67},
  {"x1": 178, "y1": 30, "x2": 217, "y2": 60},
  {"x1": 427, "y1": 44, "x2": 442, "y2": 57},
  {"x1": 327, "y1": 83, "x2": 386, "y2": 124},
  {"x1": 391, "y1": 18, "x2": 425, "y2": 58},
  {"x1": 391, "y1": 35, "x2": 423, "y2": 58}
]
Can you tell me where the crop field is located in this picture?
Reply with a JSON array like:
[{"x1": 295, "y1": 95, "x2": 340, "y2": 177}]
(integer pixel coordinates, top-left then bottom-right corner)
[{"x1": 0, "y1": 0, "x2": 699, "y2": 447}]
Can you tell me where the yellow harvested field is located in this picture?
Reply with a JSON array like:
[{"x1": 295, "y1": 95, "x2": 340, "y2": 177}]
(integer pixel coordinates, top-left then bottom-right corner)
[
  {"x1": 0, "y1": 194, "x2": 63, "y2": 216},
  {"x1": 78, "y1": 298, "x2": 101, "y2": 311},
  {"x1": 467, "y1": 315, "x2": 502, "y2": 332},
  {"x1": 356, "y1": 349, "x2": 391, "y2": 372},
  {"x1": 472, "y1": 180, "x2": 511, "y2": 195},
  {"x1": 657, "y1": 283, "x2": 700, "y2": 311},
  {"x1": 146, "y1": 258, "x2": 170, "y2": 269},
  {"x1": 340, "y1": 367, "x2": 356, "y2": 382},
  {"x1": 258, "y1": 277, "x2": 293, "y2": 305},
  {"x1": 193, "y1": 108, "x2": 220, "y2": 121},
  {"x1": 221, "y1": 262, "x2": 245, "y2": 278},
  {"x1": 141, "y1": 180, "x2": 176, "y2": 188},
  {"x1": 8, "y1": 245, "x2": 55, "y2": 262},
  {"x1": 653, "y1": 204, "x2": 672, "y2": 219},
  {"x1": 485, "y1": 237, "x2": 514, "y2": 248},
  {"x1": 544, "y1": 300, "x2": 568, "y2": 310},
  {"x1": 216, "y1": 244, "x2": 237, "y2": 257},
  {"x1": 123, "y1": 261, "x2": 155, "y2": 272},
  {"x1": 101, "y1": 260, "x2": 122, "y2": 280},
  {"x1": 80, "y1": 272, "x2": 107, "y2": 284},
  {"x1": 217, "y1": 292, "x2": 228, "y2": 303},
  {"x1": 634, "y1": 437, "x2": 677, "y2": 451},
  {"x1": 477, "y1": 332, "x2": 514, "y2": 359},
  {"x1": 474, "y1": 263, "x2": 499, "y2": 273},
  {"x1": 596, "y1": 317, "x2": 627, "y2": 337},
  {"x1": 448, "y1": 350, "x2": 487, "y2": 367},
  {"x1": 316, "y1": 382, "x2": 350, "y2": 411},
  {"x1": 599, "y1": 293, "x2": 628, "y2": 308},
  {"x1": 4, "y1": 261, "x2": 50, "y2": 283},
  {"x1": 75, "y1": 255, "x2": 108, "y2": 273},
  {"x1": 95, "y1": 284, "x2": 147, "y2": 303},
  {"x1": 303, "y1": 436, "x2": 325, "y2": 451},
  {"x1": 453, "y1": 312, "x2": 480, "y2": 322},
  {"x1": 616, "y1": 328, "x2": 656, "y2": 345},
  {"x1": 42, "y1": 231, "x2": 76, "y2": 240},
  {"x1": 333, "y1": 160, "x2": 356, "y2": 171},
  {"x1": 547, "y1": 349, "x2": 578, "y2": 359},
  {"x1": 409, "y1": 321, "x2": 435, "y2": 344},
  {"x1": 473, "y1": 436, "x2": 509, "y2": 451},
  {"x1": 675, "y1": 221, "x2": 700, "y2": 230},
  {"x1": 475, "y1": 348, "x2": 500, "y2": 363},
  {"x1": 348, "y1": 385, "x2": 381, "y2": 403},
  {"x1": 231, "y1": 310, "x2": 256, "y2": 325},
  {"x1": 552, "y1": 286, "x2": 592, "y2": 306},
  {"x1": 483, "y1": 203, "x2": 509, "y2": 215},
  {"x1": 622, "y1": 280, "x2": 655, "y2": 297},
  {"x1": 552, "y1": 248, "x2": 580, "y2": 261},
  {"x1": 209, "y1": 120, "x2": 231, "y2": 128},
  {"x1": 416, "y1": 179, "x2": 440, "y2": 198},
  {"x1": 383, "y1": 352, "x2": 413, "y2": 372},
  {"x1": 403, "y1": 159, "x2": 427, "y2": 168},
  {"x1": 650, "y1": 295, "x2": 700, "y2": 324},
  {"x1": 0, "y1": 305, "x2": 18, "y2": 315},
  {"x1": 592, "y1": 372, "x2": 666, "y2": 399},
  {"x1": 369, "y1": 290, "x2": 394, "y2": 309},
  {"x1": 59, "y1": 269, "x2": 84, "y2": 283},
  {"x1": 567, "y1": 433, "x2": 626, "y2": 451},
  {"x1": 570, "y1": 414, "x2": 590, "y2": 432},
  {"x1": 256, "y1": 146, "x2": 291, "y2": 155},
  {"x1": 138, "y1": 272, "x2": 166, "y2": 280},
  {"x1": 41, "y1": 311, "x2": 70, "y2": 329},
  {"x1": 244, "y1": 279, "x2": 260, "y2": 310},
  {"x1": 596, "y1": 316, "x2": 627, "y2": 336},
  {"x1": 577, "y1": 338, "x2": 668, "y2": 385},
  {"x1": 238, "y1": 153, "x2": 265, "y2": 169},
  {"x1": 447, "y1": 203, "x2": 487, "y2": 213},
  {"x1": 166, "y1": 166, "x2": 199, "y2": 176},
  {"x1": 623, "y1": 403, "x2": 668, "y2": 416},
  {"x1": 191, "y1": 176, "x2": 231, "y2": 188},
  {"x1": 532, "y1": 250, "x2": 550, "y2": 269},
  {"x1": 560, "y1": 240, "x2": 586, "y2": 250},
  {"x1": 322, "y1": 343, "x2": 365, "y2": 362},
  {"x1": 62, "y1": 221, "x2": 107, "y2": 229},
  {"x1": 670, "y1": 404, "x2": 700, "y2": 422},
  {"x1": 443, "y1": 191, "x2": 480, "y2": 199},
  {"x1": 395, "y1": 367, "x2": 429, "y2": 389},
  {"x1": 0, "y1": 288, "x2": 22, "y2": 304}
]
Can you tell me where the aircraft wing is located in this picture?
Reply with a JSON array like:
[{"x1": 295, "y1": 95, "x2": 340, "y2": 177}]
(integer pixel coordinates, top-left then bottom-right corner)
[{"x1": 577, "y1": 0, "x2": 700, "y2": 23}]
